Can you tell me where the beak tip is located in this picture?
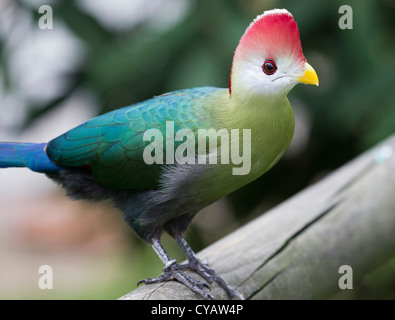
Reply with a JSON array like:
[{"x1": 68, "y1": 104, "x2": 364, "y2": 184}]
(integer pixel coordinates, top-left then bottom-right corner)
[{"x1": 299, "y1": 62, "x2": 319, "y2": 87}]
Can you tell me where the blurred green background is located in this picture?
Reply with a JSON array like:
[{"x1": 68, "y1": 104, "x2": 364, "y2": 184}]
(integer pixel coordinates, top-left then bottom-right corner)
[{"x1": 0, "y1": 0, "x2": 394, "y2": 299}]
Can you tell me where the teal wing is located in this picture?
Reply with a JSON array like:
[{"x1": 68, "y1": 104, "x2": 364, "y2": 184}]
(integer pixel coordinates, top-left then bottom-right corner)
[{"x1": 46, "y1": 87, "x2": 220, "y2": 190}]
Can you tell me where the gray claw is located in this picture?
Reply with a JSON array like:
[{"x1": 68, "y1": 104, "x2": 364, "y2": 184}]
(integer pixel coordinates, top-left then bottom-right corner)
[{"x1": 137, "y1": 261, "x2": 214, "y2": 299}]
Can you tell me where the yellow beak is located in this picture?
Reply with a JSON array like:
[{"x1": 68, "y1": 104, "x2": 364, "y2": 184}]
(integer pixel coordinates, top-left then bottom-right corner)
[{"x1": 298, "y1": 62, "x2": 319, "y2": 86}]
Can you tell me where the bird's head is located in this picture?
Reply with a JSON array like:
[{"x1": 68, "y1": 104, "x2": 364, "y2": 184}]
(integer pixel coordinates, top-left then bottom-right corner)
[{"x1": 230, "y1": 9, "x2": 318, "y2": 100}]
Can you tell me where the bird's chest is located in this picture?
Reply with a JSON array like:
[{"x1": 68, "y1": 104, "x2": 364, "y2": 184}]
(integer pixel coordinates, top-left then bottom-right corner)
[{"x1": 237, "y1": 104, "x2": 295, "y2": 181}]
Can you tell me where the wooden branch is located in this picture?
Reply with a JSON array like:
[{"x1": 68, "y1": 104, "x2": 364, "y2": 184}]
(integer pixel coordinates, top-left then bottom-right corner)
[{"x1": 119, "y1": 134, "x2": 395, "y2": 300}]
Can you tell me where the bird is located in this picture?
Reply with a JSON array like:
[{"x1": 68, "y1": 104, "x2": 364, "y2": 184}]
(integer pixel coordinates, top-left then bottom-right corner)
[{"x1": 0, "y1": 8, "x2": 318, "y2": 299}]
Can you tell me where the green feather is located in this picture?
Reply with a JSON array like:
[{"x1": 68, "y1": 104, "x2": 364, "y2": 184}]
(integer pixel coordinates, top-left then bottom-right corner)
[
  {"x1": 47, "y1": 84, "x2": 294, "y2": 196},
  {"x1": 46, "y1": 87, "x2": 220, "y2": 189}
]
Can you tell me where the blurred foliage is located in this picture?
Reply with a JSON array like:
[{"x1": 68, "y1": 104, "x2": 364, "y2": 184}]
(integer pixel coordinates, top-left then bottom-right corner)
[{"x1": 1, "y1": 0, "x2": 395, "y2": 298}]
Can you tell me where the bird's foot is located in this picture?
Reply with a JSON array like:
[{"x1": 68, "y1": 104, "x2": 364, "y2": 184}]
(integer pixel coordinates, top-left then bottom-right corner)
[
  {"x1": 178, "y1": 257, "x2": 244, "y2": 300},
  {"x1": 137, "y1": 259, "x2": 214, "y2": 300}
]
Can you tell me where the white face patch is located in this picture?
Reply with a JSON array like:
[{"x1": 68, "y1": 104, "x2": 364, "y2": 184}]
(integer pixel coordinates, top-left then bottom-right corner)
[{"x1": 232, "y1": 52, "x2": 304, "y2": 98}]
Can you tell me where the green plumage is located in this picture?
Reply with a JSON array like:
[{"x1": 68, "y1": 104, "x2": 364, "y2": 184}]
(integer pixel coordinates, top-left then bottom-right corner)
[
  {"x1": 47, "y1": 87, "x2": 221, "y2": 190},
  {"x1": 3, "y1": 84, "x2": 295, "y2": 238},
  {"x1": 46, "y1": 85, "x2": 295, "y2": 203}
]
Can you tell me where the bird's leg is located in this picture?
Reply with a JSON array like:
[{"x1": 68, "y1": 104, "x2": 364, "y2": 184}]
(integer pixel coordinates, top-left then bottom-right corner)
[
  {"x1": 175, "y1": 235, "x2": 244, "y2": 300},
  {"x1": 137, "y1": 237, "x2": 214, "y2": 300}
]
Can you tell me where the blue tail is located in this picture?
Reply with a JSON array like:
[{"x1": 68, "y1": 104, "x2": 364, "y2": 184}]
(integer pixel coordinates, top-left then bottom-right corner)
[{"x1": 0, "y1": 142, "x2": 61, "y2": 173}]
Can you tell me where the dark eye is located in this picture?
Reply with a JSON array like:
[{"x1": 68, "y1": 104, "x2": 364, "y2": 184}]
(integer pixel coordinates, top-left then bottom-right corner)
[{"x1": 262, "y1": 60, "x2": 277, "y2": 75}]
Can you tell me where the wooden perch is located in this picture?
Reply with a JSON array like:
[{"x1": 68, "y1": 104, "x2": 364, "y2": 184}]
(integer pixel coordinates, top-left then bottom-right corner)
[{"x1": 119, "y1": 134, "x2": 395, "y2": 300}]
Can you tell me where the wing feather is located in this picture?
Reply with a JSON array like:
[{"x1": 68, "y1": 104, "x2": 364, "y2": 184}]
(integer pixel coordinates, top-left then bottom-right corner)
[{"x1": 46, "y1": 87, "x2": 221, "y2": 190}]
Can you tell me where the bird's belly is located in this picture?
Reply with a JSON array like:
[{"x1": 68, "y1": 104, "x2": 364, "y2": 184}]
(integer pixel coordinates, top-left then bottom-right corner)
[{"x1": 159, "y1": 147, "x2": 284, "y2": 217}]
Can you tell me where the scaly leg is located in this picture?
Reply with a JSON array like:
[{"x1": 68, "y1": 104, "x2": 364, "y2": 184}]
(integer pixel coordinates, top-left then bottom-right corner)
[
  {"x1": 175, "y1": 235, "x2": 244, "y2": 300},
  {"x1": 137, "y1": 237, "x2": 214, "y2": 299}
]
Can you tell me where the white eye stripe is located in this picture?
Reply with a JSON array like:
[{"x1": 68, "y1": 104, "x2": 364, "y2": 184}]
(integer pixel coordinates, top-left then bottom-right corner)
[{"x1": 231, "y1": 52, "x2": 303, "y2": 98}]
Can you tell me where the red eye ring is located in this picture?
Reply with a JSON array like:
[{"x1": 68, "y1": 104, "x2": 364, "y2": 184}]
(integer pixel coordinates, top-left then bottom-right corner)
[{"x1": 262, "y1": 60, "x2": 277, "y2": 75}]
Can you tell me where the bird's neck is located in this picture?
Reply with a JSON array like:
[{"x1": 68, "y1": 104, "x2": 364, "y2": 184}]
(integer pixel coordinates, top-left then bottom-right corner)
[
  {"x1": 216, "y1": 89, "x2": 295, "y2": 177},
  {"x1": 226, "y1": 89, "x2": 293, "y2": 133}
]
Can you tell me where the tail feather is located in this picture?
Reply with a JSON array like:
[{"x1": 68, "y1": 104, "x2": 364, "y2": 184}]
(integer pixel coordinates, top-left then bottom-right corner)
[{"x1": 0, "y1": 142, "x2": 60, "y2": 173}]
